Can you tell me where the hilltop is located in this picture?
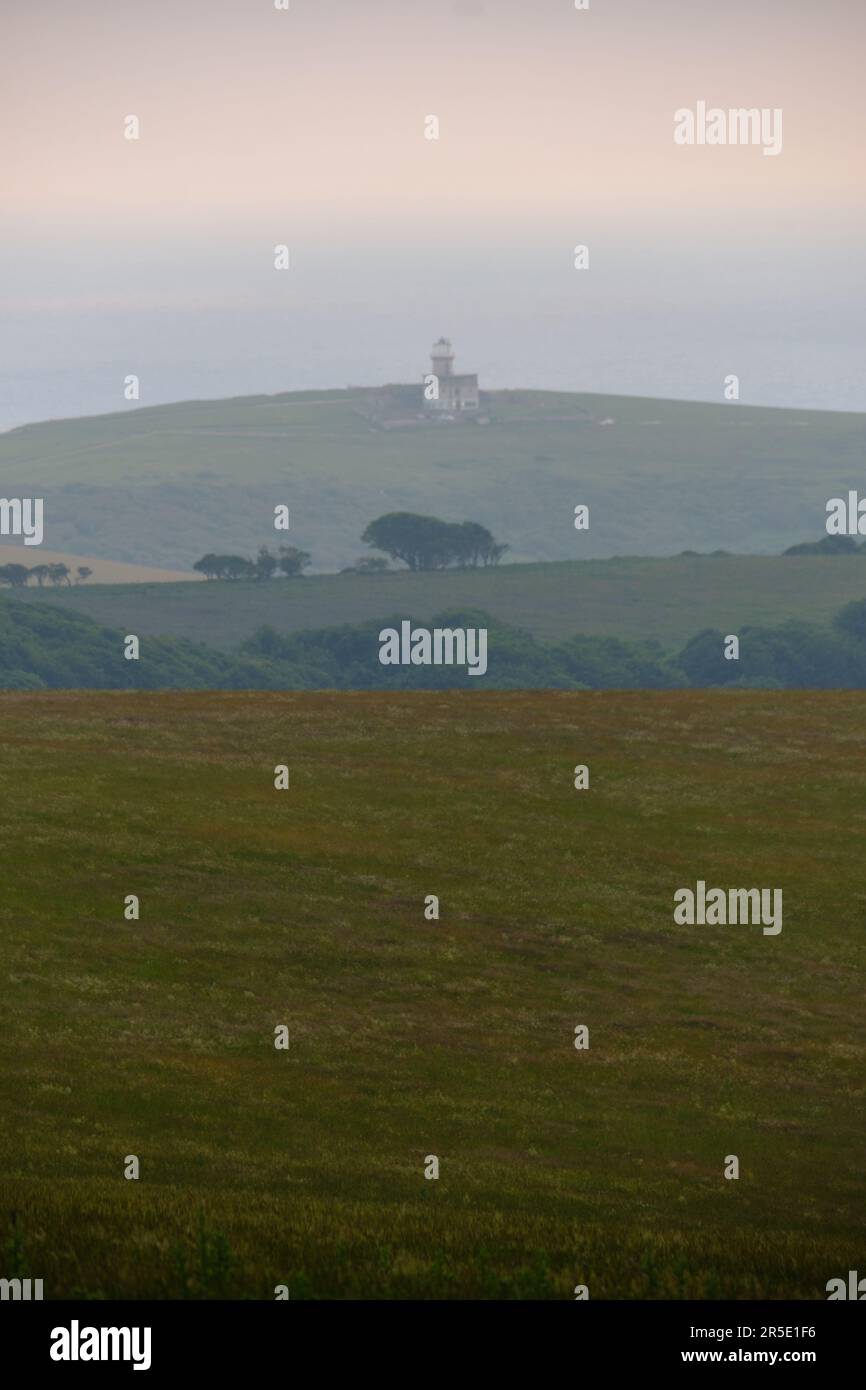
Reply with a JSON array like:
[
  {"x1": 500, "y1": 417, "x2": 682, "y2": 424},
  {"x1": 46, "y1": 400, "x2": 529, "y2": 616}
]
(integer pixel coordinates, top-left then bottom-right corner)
[{"x1": 1, "y1": 388, "x2": 863, "y2": 571}]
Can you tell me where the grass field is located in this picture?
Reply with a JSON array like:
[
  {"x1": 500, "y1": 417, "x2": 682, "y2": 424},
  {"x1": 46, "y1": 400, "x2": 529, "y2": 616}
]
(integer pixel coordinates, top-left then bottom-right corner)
[
  {"x1": 1, "y1": 691, "x2": 864, "y2": 1299},
  {"x1": 1, "y1": 387, "x2": 863, "y2": 570},
  {"x1": 11, "y1": 552, "x2": 866, "y2": 650}
]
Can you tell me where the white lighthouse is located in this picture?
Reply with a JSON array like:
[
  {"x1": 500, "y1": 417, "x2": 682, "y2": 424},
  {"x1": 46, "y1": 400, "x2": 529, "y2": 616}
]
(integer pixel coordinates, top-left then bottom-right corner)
[
  {"x1": 425, "y1": 337, "x2": 479, "y2": 413},
  {"x1": 431, "y1": 337, "x2": 456, "y2": 379}
]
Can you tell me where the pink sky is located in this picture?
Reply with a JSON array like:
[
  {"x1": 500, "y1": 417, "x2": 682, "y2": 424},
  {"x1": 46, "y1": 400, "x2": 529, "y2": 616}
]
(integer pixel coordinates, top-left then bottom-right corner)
[
  {"x1": 3, "y1": 0, "x2": 864, "y2": 238},
  {"x1": 2, "y1": 0, "x2": 863, "y2": 422}
]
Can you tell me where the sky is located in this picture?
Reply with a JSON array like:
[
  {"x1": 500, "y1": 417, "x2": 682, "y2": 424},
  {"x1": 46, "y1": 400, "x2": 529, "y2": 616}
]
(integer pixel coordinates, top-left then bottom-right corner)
[{"x1": 1, "y1": 0, "x2": 864, "y2": 428}]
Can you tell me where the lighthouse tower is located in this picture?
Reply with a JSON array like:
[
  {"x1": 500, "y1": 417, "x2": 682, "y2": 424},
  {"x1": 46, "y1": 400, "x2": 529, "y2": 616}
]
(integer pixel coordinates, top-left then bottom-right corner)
[
  {"x1": 431, "y1": 337, "x2": 456, "y2": 379},
  {"x1": 425, "y1": 337, "x2": 479, "y2": 414}
]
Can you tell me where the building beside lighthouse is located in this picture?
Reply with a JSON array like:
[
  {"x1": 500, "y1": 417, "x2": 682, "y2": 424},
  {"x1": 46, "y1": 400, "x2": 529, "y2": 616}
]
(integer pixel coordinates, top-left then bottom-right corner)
[{"x1": 425, "y1": 337, "x2": 479, "y2": 414}]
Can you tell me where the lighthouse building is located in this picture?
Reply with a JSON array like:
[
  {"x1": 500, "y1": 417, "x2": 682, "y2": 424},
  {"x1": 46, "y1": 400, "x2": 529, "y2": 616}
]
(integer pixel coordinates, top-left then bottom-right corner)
[{"x1": 425, "y1": 338, "x2": 479, "y2": 413}]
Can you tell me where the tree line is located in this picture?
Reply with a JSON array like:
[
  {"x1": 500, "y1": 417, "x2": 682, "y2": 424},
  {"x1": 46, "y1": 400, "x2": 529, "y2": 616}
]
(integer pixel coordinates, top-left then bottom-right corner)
[
  {"x1": 9, "y1": 592, "x2": 866, "y2": 691},
  {"x1": 783, "y1": 535, "x2": 866, "y2": 556},
  {"x1": 192, "y1": 513, "x2": 508, "y2": 580},
  {"x1": 0, "y1": 562, "x2": 92, "y2": 589},
  {"x1": 193, "y1": 547, "x2": 311, "y2": 581}
]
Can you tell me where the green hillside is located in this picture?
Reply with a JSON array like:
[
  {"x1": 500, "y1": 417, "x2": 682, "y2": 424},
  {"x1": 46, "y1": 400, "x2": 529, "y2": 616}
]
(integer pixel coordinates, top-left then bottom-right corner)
[
  {"x1": 10, "y1": 587, "x2": 866, "y2": 691},
  {"x1": 1, "y1": 691, "x2": 863, "y2": 1298},
  {"x1": 12, "y1": 553, "x2": 866, "y2": 650},
  {"x1": 1, "y1": 388, "x2": 863, "y2": 570}
]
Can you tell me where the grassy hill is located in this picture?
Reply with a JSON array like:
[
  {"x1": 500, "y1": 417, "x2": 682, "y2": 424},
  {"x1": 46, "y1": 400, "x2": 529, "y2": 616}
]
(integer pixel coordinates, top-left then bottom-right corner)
[
  {"x1": 1, "y1": 387, "x2": 864, "y2": 570},
  {"x1": 1, "y1": 691, "x2": 863, "y2": 1298},
  {"x1": 11, "y1": 552, "x2": 866, "y2": 650}
]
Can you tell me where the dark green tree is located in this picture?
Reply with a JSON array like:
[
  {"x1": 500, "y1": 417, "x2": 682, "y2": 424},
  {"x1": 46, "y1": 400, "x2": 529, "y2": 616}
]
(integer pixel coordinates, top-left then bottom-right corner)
[
  {"x1": 278, "y1": 546, "x2": 311, "y2": 577},
  {"x1": 834, "y1": 598, "x2": 866, "y2": 642},
  {"x1": 193, "y1": 554, "x2": 256, "y2": 580},
  {"x1": 255, "y1": 547, "x2": 278, "y2": 581},
  {"x1": 362, "y1": 512, "x2": 506, "y2": 571},
  {"x1": 193, "y1": 554, "x2": 221, "y2": 580},
  {"x1": 0, "y1": 563, "x2": 31, "y2": 588},
  {"x1": 783, "y1": 535, "x2": 860, "y2": 555},
  {"x1": 361, "y1": 513, "x2": 453, "y2": 570}
]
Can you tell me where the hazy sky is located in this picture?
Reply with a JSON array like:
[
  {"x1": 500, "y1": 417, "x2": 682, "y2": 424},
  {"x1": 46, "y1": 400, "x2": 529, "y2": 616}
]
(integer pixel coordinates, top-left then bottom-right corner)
[{"x1": 1, "y1": 0, "x2": 864, "y2": 427}]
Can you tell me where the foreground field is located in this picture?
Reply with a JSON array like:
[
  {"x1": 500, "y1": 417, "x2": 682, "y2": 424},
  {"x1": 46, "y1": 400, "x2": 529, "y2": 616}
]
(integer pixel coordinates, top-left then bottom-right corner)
[{"x1": 1, "y1": 692, "x2": 864, "y2": 1299}]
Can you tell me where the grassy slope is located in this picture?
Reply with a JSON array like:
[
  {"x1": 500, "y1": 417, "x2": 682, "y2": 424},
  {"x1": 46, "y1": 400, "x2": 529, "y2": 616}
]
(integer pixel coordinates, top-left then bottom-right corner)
[
  {"x1": 1, "y1": 691, "x2": 863, "y2": 1299},
  {"x1": 11, "y1": 553, "x2": 866, "y2": 650},
  {"x1": 1, "y1": 389, "x2": 864, "y2": 570}
]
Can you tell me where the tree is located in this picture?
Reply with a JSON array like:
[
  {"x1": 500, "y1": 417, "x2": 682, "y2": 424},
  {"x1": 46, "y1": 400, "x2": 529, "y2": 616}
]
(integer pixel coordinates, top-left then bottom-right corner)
[
  {"x1": 454, "y1": 521, "x2": 496, "y2": 567},
  {"x1": 362, "y1": 512, "x2": 441, "y2": 570},
  {"x1": 192, "y1": 553, "x2": 256, "y2": 580},
  {"x1": 255, "y1": 547, "x2": 278, "y2": 581},
  {"x1": 483, "y1": 541, "x2": 509, "y2": 566},
  {"x1": 29, "y1": 564, "x2": 50, "y2": 588},
  {"x1": 277, "y1": 546, "x2": 311, "y2": 578},
  {"x1": 75, "y1": 566, "x2": 93, "y2": 584},
  {"x1": 677, "y1": 628, "x2": 737, "y2": 685},
  {"x1": 361, "y1": 512, "x2": 507, "y2": 571},
  {"x1": 49, "y1": 563, "x2": 72, "y2": 587},
  {"x1": 360, "y1": 513, "x2": 455, "y2": 570},
  {"x1": 193, "y1": 553, "x2": 221, "y2": 580},
  {"x1": 0, "y1": 563, "x2": 30, "y2": 588},
  {"x1": 834, "y1": 598, "x2": 866, "y2": 643},
  {"x1": 222, "y1": 556, "x2": 256, "y2": 581},
  {"x1": 784, "y1": 535, "x2": 860, "y2": 556}
]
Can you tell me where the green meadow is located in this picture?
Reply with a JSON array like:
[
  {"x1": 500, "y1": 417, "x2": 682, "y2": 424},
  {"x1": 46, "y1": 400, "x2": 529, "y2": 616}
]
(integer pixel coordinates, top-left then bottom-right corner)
[
  {"x1": 1, "y1": 691, "x2": 864, "y2": 1299},
  {"x1": 2, "y1": 387, "x2": 863, "y2": 570},
  {"x1": 14, "y1": 551, "x2": 866, "y2": 651}
]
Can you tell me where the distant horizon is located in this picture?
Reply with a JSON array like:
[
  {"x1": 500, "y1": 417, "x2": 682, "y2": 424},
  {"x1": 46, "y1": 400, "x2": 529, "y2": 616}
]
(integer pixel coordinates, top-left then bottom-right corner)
[
  {"x1": 4, "y1": 371, "x2": 866, "y2": 439},
  {"x1": 3, "y1": 0, "x2": 864, "y2": 431}
]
